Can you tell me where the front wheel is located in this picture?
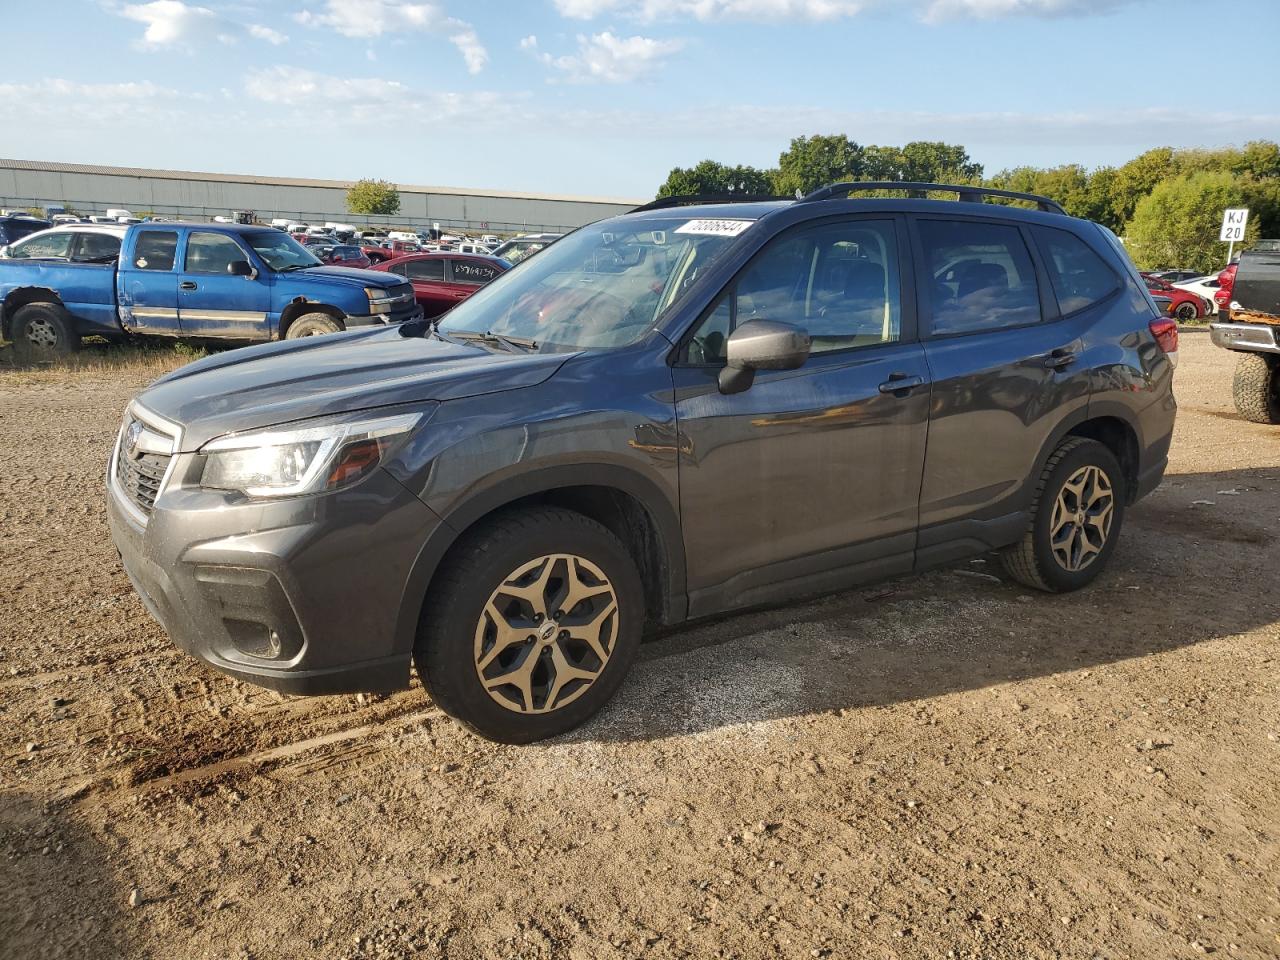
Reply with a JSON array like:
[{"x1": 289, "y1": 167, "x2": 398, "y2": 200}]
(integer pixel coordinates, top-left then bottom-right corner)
[
  {"x1": 416, "y1": 507, "x2": 644, "y2": 743},
  {"x1": 284, "y1": 312, "x2": 343, "y2": 339},
  {"x1": 1231, "y1": 353, "x2": 1280, "y2": 424},
  {"x1": 1174, "y1": 300, "x2": 1199, "y2": 321},
  {"x1": 1002, "y1": 437, "x2": 1125, "y2": 592},
  {"x1": 11, "y1": 303, "x2": 80, "y2": 363}
]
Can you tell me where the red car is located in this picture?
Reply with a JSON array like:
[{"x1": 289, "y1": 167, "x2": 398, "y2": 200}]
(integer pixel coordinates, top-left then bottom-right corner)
[
  {"x1": 1214, "y1": 262, "x2": 1237, "y2": 314},
  {"x1": 318, "y1": 244, "x2": 372, "y2": 269},
  {"x1": 1142, "y1": 274, "x2": 1209, "y2": 321},
  {"x1": 372, "y1": 253, "x2": 511, "y2": 318}
]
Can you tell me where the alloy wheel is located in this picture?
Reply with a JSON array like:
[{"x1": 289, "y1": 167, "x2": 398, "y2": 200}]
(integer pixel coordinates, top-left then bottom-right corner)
[
  {"x1": 1049, "y1": 464, "x2": 1115, "y2": 572},
  {"x1": 473, "y1": 553, "x2": 619, "y2": 714}
]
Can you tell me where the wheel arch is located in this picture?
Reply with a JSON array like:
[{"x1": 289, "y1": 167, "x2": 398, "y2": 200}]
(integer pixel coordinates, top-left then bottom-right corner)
[
  {"x1": 278, "y1": 298, "x2": 345, "y2": 338},
  {"x1": 2, "y1": 287, "x2": 64, "y2": 340},
  {"x1": 392, "y1": 463, "x2": 687, "y2": 659},
  {"x1": 1033, "y1": 406, "x2": 1142, "y2": 506}
]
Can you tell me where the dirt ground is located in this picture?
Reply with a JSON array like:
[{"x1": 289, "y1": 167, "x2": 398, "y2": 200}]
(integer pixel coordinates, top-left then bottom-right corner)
[{"x1": 1, "y1": 331, "x2": 1278, "y2": 960}]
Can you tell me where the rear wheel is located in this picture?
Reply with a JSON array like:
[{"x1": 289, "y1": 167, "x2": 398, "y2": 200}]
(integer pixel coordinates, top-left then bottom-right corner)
[
  {"x1": 1231, "y1": 353, "x2": 1280, "y2": 424},
  {"x1": 416, "y1": 507, "x2": 644, "y2": 743},
  {"x1": 284, "y1": 312, "x2": 343, "y2": 339},
  {"x1": 11, "y1": 302, "x2": 79, "y2": 362},
  {"x1": 1002, "y1": 437, "x2": 1125, "y2": 592}
]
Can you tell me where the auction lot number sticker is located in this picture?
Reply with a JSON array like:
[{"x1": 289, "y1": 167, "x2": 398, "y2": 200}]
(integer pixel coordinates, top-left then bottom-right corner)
[{"x1": 675, "y1": 219, "x2": 755, "y2": 237}]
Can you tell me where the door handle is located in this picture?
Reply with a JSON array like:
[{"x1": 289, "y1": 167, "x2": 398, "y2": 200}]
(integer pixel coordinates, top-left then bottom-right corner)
[
  {"x1": 1043, "y1": 347, "x2": 1077, "y2": 369},
  {"x1": 179, "y1": 281, "x2": 197, "y2": 291},
  {"x1": 878, "y1": 373, "x2": 925, "y2": 395}
]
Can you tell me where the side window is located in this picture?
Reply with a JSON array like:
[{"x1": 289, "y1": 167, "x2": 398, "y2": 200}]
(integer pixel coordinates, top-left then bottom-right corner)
[
  {"x1": 684, "y1": 219, "x2": 901, "y2": 363},
  {"x1": 388, "y1": 261, "x2": 408, "y2": 277},
  {"x1": 1034, "y1": 227, "x2": 1119, "y2": 314},
  {"x1": 918, "y1": 220, "x2": 1041, "y2": 335},
  {"x1": 451, "y1": 259, "x2": 499, "y2": 284},
  {"x1": 185, "y1": 232, "x2": 247, "y2": 274},
  {"x1": 72, "y1": 232, "x2": 121, "y2": 263},
  {"x1": 133, "y1": 231, "x2": 178, "y2": 271},
  {"x1": 404, "y1": 259, "x2": 445, "y2": 281},
  {"x1": 8, "y1": 232, "x2": 73, "y2": 260}
]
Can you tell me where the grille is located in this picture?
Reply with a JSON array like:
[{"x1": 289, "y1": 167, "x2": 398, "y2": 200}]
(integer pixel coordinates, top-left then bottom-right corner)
[
  {"x1": 115, "y1": 449, "x2": 171, "y2": 515},
  {"x1": 113, "y1": 413, "x2": 176, "y2": 518}
]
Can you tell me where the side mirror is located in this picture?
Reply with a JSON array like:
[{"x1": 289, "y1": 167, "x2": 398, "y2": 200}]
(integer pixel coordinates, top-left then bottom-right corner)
[
  {"x1": 718, "y1": 319, "x2": 811, "y2": 395},
  {"x1": 228, "y1": 259, "x2": 255, "y2": 278}
]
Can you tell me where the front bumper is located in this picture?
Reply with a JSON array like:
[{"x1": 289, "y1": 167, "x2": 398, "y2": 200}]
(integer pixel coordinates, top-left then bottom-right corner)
[
  {"x1": 346, "y1": 304, "x2": 423, "y2": 328},
  {"x1": 107, "y1": 441, "x2": 442, "y2": 695},
  {"x1": 1210, "y1": 322, "x2": 1280, "y2": 354}
]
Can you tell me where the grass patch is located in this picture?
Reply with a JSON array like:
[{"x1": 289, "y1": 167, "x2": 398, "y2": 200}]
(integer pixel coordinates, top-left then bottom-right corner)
[{"x1": 0, "y1": 338, "x2": 210, "y2": 386}]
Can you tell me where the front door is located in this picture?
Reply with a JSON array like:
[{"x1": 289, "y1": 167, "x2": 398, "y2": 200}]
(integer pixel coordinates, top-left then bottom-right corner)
[
  {"x1": 672, "y1": 216, "x2": 931, "y2": 616},
  {"x1": 117, "y1": 228, "x2": 180, "y2": 335},
  {"x1": 177, "y1": 231, "x2": 271, "y2": 339}
]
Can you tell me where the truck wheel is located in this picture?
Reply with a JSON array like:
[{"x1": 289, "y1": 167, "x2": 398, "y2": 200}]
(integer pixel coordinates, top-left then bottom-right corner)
[
  {"x1": 11, "y1": 303, "x2": 80, "y2": 362},
  {"x1": 1231, "y1": 353, "x2": 1280, "y2": 424},
  {"x1": 416, "y1": 507, "x2": 644, "y2": 743},
  {"x1": 1001, "y1": 437, "x2": 1125, "y2": 593},
  {"x1": 284, "y1": 313, "x2": 343, "y2": 339}
]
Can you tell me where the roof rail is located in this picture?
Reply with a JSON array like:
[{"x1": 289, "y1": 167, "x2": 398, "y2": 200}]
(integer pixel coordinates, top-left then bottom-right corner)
[
  {"x1": 797, "y1": 181, "x2": 1067, "y2": 215},
  {"x1": 630, "y1": 193, "x2": 792, "y2": 213}
]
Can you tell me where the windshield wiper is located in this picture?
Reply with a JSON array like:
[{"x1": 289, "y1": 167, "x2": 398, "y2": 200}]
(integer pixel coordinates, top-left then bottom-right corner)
[
  {"x1": 443, "y1": 329, "x2": 538, "y2": 353},
  {"x1": 278, "y1": 262, "x2": 319, "y2": 272}
]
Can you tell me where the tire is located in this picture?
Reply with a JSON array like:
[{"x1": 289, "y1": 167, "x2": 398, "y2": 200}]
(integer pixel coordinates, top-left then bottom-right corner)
[
  {"x1": 1231, "y1": 353, "x2": 1280, "y2": 424},
  {"x1": 416, "y1": 506, "x2": 645, "y2": 743},
  {"x1": 1174, "y1": 300, "x2": 1199, "y2": 321},
  {"x1": 284, "y1": 312, "x2": 343, "y2": 339},
  {"x1": 10, "y1": 302, "x2": 80, "y2": 362},
  {"x1": 1001, "y1": 437, "x2": 1126, "y2": 593}
]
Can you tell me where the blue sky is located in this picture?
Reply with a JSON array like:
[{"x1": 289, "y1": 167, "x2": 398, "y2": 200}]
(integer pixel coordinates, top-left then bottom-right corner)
[{"x1": 2, "y1": 0, "x2": 1277, "y2": 200}]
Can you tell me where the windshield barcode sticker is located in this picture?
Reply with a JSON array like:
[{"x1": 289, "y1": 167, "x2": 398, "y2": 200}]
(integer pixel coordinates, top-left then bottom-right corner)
[{"x1": 674, "y1": 219, "x2": 754, "y2": 237}]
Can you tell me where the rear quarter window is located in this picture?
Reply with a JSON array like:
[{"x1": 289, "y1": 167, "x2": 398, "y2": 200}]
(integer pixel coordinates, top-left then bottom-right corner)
[{"x1": 1033, "y1": 227, "x2": 1119, "y2": 315}]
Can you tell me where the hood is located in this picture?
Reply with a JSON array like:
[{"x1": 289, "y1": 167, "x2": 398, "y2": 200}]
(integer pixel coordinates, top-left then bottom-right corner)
[
  {"x1": 288, "y1": 265, "x2": 401, "y2": 287},
  {"x1": 138, "y1": 327, "x2": 573, "y2": 450}
]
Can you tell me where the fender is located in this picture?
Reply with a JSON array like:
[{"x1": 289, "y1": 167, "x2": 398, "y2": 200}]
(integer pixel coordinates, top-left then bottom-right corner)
[
  {"x1": 1026, "y1": 399, "x2": 1144, "y2": 505},
  {"x1": 389, "y1": 462, "x2": 688, "y2": 658}
]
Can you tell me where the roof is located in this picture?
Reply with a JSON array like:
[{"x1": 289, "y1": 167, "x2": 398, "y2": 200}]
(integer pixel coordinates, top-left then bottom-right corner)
[
  {"x1": 0, "y1": 158, "x2": 645, "y2": 208},
  {"x1": 624, "y1": 201, "x2": 790, "y2": 222}
]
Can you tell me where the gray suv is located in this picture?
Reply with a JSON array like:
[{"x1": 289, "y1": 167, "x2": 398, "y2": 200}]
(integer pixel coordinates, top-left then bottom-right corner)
[{"x1": 107, "y1": 183, "x2": 1178, "y2": 743}]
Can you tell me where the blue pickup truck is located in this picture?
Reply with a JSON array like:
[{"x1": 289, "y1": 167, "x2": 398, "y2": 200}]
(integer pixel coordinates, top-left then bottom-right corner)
[{"x1": 0, "y1": 221, "x2": 421, "y2": 360}]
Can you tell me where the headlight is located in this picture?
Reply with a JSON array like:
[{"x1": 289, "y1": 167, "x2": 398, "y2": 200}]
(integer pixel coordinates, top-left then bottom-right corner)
[
  {"x1": 365, "y1": 285, "x2": 397, "y2": 314},
  {"x1": 200, "y1": 411, "x2": 421, "y2": 498}
]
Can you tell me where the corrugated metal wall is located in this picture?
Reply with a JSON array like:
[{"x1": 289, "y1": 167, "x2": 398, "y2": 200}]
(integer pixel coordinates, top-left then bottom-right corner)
[{"x1": 0, "y1": 160, "x2": 641, "y2": 234}]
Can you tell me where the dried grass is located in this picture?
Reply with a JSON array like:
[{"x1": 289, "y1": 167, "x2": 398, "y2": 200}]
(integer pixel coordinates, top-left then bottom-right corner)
[{"x1": 0, "y1": 338, "x2": 208, "y2": 387}]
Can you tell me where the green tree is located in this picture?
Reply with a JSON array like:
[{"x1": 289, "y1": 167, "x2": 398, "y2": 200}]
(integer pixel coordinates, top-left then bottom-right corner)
[
  {"x1": 1111, "y1": 147, "x2": 1176, "y2": 227},
  {"x1": 656, "y1": 160, "x2": 776, "y2": 198},
  {"x1": 896, "y1": 141, "x2": 983, "y2": 183},
  {"x1": 346, "y1": 178, "x2": 401, "y2": 216},
  {"x1": 773, "y1": 134, "x2": 865, "y2": 197},
  {"x1": 1126, "y1": 171, "x2": 1262, "y2": 273}
]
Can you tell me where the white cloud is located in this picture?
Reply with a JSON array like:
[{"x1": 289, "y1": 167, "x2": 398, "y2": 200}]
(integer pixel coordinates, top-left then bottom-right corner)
[
  {"x1": 241, "y1": 67, "x2": 513, "y2": 122},
  {"x1": 552, "y1": 0, "x2": 867, "y2": 20},
  {"x1": 118, "y1": 1, "x2": 288, "y2": 48},
  {"x1": 553, "y1": 0, "x2": 1139, "y2": 20},
  {"x1": 524, "y1": 32, "x2": 685, "y2": 83},
  {"x1": 296, "y1": 1, "x2": 488, "y2": 73}
]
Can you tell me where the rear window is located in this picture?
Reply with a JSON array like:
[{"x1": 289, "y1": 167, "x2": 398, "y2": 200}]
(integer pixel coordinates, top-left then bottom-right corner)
[
  {"x1": 1034, "y1": 227, "x2": 1119, "y2": 314},
  {"x1": 918, "y1": 219, "x2": 1042, "y2": 335},
  {"x1": 134, "y1": 231, "x2": 178, "y2": 271}
]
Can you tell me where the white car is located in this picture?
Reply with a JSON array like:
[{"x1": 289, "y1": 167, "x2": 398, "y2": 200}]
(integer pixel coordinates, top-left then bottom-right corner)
[
  {"x1": 0, "y1": 223, "x2": 127, "y2": 261},
  {"x1": 1173, "y1": 275, "x2": 1224, "y2": 314}
]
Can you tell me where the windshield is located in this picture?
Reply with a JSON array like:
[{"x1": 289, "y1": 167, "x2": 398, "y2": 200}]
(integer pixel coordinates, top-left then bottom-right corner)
[
  {"x1": 438, "y1": 217, "x2": 748, "y2": 351},
  {"x1": 245, "y1": 231, "x2": 322, "y2": 271}
]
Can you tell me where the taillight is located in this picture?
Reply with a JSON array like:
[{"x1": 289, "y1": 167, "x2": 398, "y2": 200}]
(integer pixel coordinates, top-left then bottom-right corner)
[{"x1": 1150, "y1": 317, "x2": 1178, "y2": 367}]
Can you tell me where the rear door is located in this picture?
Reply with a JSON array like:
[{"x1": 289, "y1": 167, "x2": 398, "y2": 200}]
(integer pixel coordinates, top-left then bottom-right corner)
[
  {"x1": 177, "y1": 231, "x2": 271, "y2": 339},
  {"x1": 447, "y1": 257, "x2": 502, "y2": 298},
  {"x1": 911, "y1": 215, "x2": 1095, "y2": 564},
  {"x1": 118, "y1": 229, "x2": 181, "y2": 335}
]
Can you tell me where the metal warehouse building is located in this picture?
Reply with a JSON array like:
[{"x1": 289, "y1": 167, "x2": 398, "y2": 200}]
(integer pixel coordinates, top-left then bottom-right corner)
[{"x1": 0, "y1": 159, "x2": 641, "y2": 234}]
